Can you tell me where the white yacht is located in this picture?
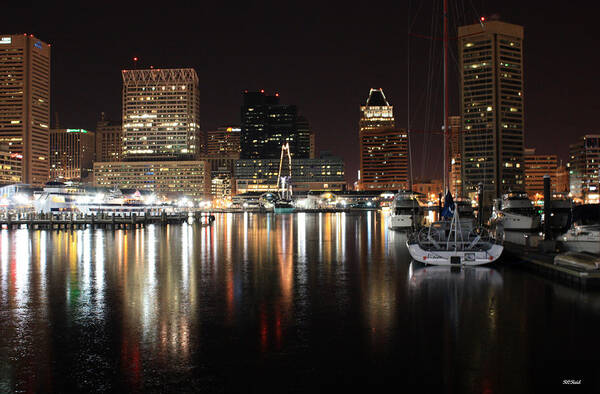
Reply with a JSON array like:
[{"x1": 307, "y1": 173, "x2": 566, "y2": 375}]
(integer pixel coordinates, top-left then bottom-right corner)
[
  {"x1": 490, "y1": 192, "x2": 541, "y2": 231},
  {"x1": 558, "y1": 204, "x2": 600, "y2": 255},
  {"x1": 33, "y1": 183, "x2": 164, "y2": 215},
  {"x1": 33, "y1": 182, "x2": 89, "y2": 213},
  {"x1": 387, "y1": 191, "x2": 424, "y2": 231}
]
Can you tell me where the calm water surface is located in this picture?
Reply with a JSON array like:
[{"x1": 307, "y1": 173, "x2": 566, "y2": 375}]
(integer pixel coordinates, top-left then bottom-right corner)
[{"x1": 1, "y1": 212, "x2": 599, "y2": 393}]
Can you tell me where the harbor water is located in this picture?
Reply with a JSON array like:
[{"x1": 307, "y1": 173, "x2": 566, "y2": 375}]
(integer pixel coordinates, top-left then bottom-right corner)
[{"x1": 1, "y1": 211, "x2": 599, "y2": 392}]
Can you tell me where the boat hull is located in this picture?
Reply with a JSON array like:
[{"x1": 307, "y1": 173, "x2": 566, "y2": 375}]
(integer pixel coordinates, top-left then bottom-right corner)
[
  {"x1": 406, "y1": 242, "x2": 504, "y2": 266},
  {"x1": 558, "y1": 239, "x2": 600, "y2": 255},
  {"x1": 497, "y1": 212, "x2": 540, "y2": 231},
  {"x1": 388, "y1": 214, "x2": 422, "y2": 230}
]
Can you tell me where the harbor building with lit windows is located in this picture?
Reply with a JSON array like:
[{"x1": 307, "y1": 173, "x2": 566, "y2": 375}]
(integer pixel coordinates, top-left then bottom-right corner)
[
  {"x1": 458, "y1": 21, "x2": 525, "y2": 202},
  {"x1": 93, "y1": 160, "x2": 207, "y2": 200},
  {"x1": 358, "y1": 89, "x2": 409, "y2": 191},
  {"x1": 234, "y1": 152, "x2": 345, "y2": 193},
  {"x1": 50, "y1": 128, "x2": 95, "y2": 182},
  {"x1": 121, "y1": 68, "x2": 200, "y2": 160},
  {"x1": 0, "y1": 34, "x2": 51, "y2": 186}
]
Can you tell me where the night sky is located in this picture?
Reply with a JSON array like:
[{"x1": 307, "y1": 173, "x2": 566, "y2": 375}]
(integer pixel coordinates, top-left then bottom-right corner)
[{"x1": 4, "y1": 1, "x2": 599, "y2": 183}]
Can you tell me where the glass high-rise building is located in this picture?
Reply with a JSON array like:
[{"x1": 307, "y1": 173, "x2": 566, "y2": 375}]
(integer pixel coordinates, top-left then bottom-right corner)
[
  {"x1": 358, "y1": 88, "x2": 409, "y2": 191},
  {"x1": 458, "y1": 21, "x2": 525, "y2": 201},
  {"x1": 121, "y1": 68, "x2": 200, "y2": 160},
  {"x1": 240, "y1": 91, "x2": 310, "y2": 159},
  {"x1": 50, "y1": 128, "x2": 96, "y2": 182},
  {"x1": 0, "y1": 34, "x2": 51, "y2": 186}
]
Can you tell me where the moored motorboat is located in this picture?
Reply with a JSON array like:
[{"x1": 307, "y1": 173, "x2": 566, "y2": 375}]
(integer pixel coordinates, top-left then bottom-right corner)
[
  {"x1": 387, "y1": 191, "x2": 424, "y2": 230},
  {"x1": 557, "y1": 204, "x2": 600, "y2": 255},
  {"x1": 490, "y1": 192, "x2": 541, "y2": 232}
]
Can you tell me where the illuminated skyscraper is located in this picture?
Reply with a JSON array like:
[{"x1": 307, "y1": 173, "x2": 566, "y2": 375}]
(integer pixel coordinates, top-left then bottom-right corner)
[
  {"x1": 448, "y1": 115, "x2": 463, "y2": 196},
  {"x1": 206, "y1": 126, "x2": 241, "y2": 157},
  {"x1": 0, "y1": 34, "x2": 51, "y2": 186},
  {"x1": 94, "y1": 68, "x2": 208, "y2": 199},
  {"x1": 50, "y1": 128, "x2": 96, "y2": 182},
  {"x1": 568, "y1": 134, "x2": 600, "y2": 202},
  {"x1": 121, "y1": 68, "x2": 200, "y2": 160},
  {"x1": 240, "y1": 91, "x2": 310, "y2": 159},
  {"x1": 96, "y1": 113, "x2": 122, "y2": 162},
  {"x1": 459, "y1": 21, "x2": 525, "y2": 201},
  {"x1": 523, "y1": 148, "x2": 558, "y2": 198},
  {"x1": 358, "y1": 89, "x2": 409, "y2": 191}
]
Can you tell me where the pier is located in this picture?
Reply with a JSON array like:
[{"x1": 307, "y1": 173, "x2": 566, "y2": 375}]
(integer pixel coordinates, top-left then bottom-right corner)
[
  {"x1": 503, "y1": 235, "x2": 600, "y2": 290},
  {"x1": 0, "y1": 211, "x2": 215, "y2": 230}
]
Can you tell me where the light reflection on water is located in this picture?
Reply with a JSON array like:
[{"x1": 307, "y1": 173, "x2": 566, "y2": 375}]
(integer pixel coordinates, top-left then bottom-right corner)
[{"x1": 0, "y1": 212, "x2": 599, "y2": 392}]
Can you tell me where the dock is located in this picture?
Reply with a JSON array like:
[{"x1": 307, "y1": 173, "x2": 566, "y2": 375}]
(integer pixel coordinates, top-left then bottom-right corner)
[
  {"x1": 502, "y1": 232, "x2": 600, "y2": 290},
  {"x1": 0, "y1": 211, "x2": 216, "y2": 230}
]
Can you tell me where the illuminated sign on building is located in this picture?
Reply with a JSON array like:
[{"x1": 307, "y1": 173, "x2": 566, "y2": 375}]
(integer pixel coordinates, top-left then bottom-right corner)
[
  {"x1": 0, "y1": 37, "x2": 11, "y2": 44},
  {"x1": 34, "y1": 41, "x2": 42, "y2": 49},
  {"x1": 66, "y1": 129, "x2": 88, "y2": 133}
]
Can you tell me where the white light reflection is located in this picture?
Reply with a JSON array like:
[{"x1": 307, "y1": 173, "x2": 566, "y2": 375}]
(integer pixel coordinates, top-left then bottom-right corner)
[
  {"x1": 79, "y1": 229, "x2": 93, "y2": 317},
  {"x1": 1, "y1": 230, "x2": 8, "y2": 298},
  {"x1": 341, "y1": 212, "x2": 346, "y2": 262},
  {"x1": 38, "y1": 231, "x2": 47, "y2": 296},
  {"x1": 182, "y1": 224, "x2": 189, "y2": 292},
  {"x1": 15, "y1": 230, "x2": 31, "y2": 311},
  {"x1": 143, "y1": 225, "x2": 158, "y2": 338},
  {"x1": 94, "y1": 230, "x2": 105, "y2": 310},
  {"x1": 297, "y1": 212, "x2": 306, "y2": 260}
]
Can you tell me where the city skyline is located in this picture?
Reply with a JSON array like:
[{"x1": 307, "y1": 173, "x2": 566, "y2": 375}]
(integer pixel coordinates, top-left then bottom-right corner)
[{"x1": 2, "y1": 2, "x2": 599, "y2": 184}]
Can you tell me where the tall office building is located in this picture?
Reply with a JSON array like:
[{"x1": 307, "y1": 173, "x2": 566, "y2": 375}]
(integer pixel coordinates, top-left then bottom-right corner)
[
  {"x1": 448, "y1": 115, "x2": 463, "y2": 196},
  {"x1": 50, "y1": 128, "x2": 96, "y2": 182},
  {"x1": 0, "y1": 144, "x2": 22, "y2": 185},
  {"x1": 358, "y1": 89, "x2": 408, "y2": 191},
  {"x1": 96, "y1": 113, "x2": 122, "y2": 162},
  {"x1": 568, "y1": 134, "x2": 600, "y2": 202},
  {"x1": 523, "y1": 148, "x2": 558, "y2": 198},
  {"x1": 94, "y1": 68, "x2": 208, "y2": 200},
  {"x1": 121, "y1": 68, "x2": 200, "y2": 160},
  {"x1": 206, "y1": 126, "x2": 241, "y2": 157},
  {"x1": 458, "y1": 21, "x2": 525, "y2": 201},
  {"x1": 240, "y1": 91, "x2": 310, "y2": 159},
  {"x1": 0, "y1": 34, "x2": 51, "y2": 186}
]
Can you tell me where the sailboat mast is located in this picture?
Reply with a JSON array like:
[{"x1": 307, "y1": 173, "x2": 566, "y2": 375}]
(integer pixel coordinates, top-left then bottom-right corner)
[{"x1": 443, "y1": 0, "x2": 449, "y2": 195}]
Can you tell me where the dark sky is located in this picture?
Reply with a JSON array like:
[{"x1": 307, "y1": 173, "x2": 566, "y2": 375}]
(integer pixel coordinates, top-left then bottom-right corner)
[{"x1": 3, "y1": 1, "x2": 599, "y2": 183}]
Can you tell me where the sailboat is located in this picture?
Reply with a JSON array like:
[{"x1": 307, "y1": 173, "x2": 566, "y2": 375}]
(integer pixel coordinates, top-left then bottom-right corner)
[
  {"x1": 406, "y1": 0, "x2": 503, "y2": 266},
  {"x1": 274, "y1": 143, "x2": 295, "y2": 214}
]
